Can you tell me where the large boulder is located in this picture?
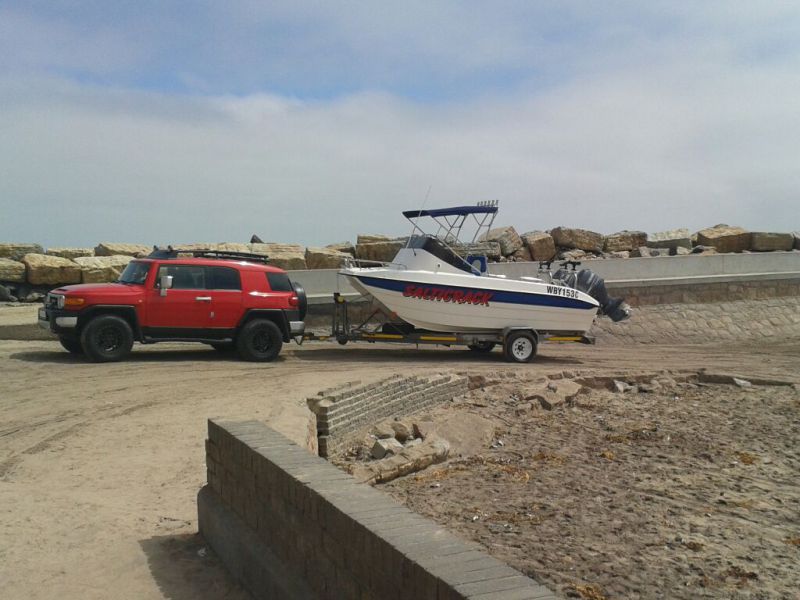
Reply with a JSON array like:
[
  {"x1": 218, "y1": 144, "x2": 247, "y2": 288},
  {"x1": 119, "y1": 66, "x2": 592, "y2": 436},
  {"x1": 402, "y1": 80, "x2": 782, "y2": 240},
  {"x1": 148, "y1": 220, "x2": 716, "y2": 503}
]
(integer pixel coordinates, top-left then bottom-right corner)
[
  {"x1": 550, "y1": 227, "x2": 604, "y2": 253},
  {"x1": 511, "y1": 246, "x2": 533, "y2": 262},
  {"x1": 646, "y1": 228, "x2": 691, "y2": 250},
  {"x1": 0, "y1": 258, "x2": 26, "y2": 282},
  {"x1": 305, "y1": 247, "x2": 351, "y2": 269},
  {"x1": 73, "y1": 255, "x2": 133, "y2": 283},
  {"x1": 46, "y1": 247, "x2": 94, "y2": 259},
  {"x1": 355, "y1": 240, "x2": 405, "y2": 264},
  {"x1": 481, "y1": 226, "x2": 522, "y2": 256},
  {"x1": 794, "y1": 232, "x2": 800, "y2": 250},
  {"x1": 325, "y1": 241, "x2": 356, "y2": 256},
  {"x1": 356, "y1": 234, "x2": 392, "y2": 245},
  {"x1": 215, "y1": 242, "x2": 251, "y2": 254},
  {"x1": 750, "y1": 232, "x2": 794, "y2": 252},
  {"x1": 604, "y1": 230, "x2": 647, "y2": 252},
  {"x1": 22, "y1": 254, "x2": 82, "y2": 285},
  {"x1": 453, "y1": 241, "x2": 502, "y2": 261},
  {"x1": 249, "y1": 243, "x2": 307, "y2": 270},
  {"x1": 95, "y1": 242, "x2": 151, "y2": 257},
  {"x1": 520, "y1": 231, "x2": 556, "y2": 261},
  {"x1": 0, "y1": 243, "x2": 44, "y2": 261},
  {"x1": 696, "y1": 225, "x2": 751, "y2": 253}
]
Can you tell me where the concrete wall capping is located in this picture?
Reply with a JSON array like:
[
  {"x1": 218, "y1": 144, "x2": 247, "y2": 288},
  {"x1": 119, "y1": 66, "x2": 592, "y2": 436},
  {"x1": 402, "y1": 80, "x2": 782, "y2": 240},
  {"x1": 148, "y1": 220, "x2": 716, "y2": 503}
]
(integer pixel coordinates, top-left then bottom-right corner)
[{"x1": 198, "y1": 419, "x2": 557, "y2": 600}]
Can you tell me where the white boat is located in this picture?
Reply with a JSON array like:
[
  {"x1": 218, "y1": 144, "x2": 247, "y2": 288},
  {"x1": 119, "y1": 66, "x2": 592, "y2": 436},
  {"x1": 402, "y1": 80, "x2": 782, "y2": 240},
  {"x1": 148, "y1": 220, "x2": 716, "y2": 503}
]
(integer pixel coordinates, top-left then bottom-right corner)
[{"x1": 339, "y1": 202, "x2": 629, "y2": 337}]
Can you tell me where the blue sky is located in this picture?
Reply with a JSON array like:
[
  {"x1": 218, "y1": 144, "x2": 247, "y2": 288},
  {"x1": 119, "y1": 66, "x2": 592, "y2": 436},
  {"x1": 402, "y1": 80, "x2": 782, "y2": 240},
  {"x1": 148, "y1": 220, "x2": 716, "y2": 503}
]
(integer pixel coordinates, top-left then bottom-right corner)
[{"x1": 1, "y1": 2, "x2": 799, "y2": 247}]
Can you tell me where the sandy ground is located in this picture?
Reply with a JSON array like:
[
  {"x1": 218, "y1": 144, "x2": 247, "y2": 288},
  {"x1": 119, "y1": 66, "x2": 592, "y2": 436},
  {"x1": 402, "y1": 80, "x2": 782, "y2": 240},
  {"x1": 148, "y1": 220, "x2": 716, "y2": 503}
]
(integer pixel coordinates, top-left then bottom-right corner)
[{"x1": 1, "y1": 307, "x2": 799, "y2": 599}]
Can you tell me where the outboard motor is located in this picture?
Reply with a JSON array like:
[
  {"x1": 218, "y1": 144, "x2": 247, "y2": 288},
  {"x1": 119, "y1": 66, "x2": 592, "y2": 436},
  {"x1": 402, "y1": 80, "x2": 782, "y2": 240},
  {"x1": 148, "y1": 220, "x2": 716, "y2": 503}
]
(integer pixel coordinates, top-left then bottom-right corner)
[{"x1": 553, "y1": 262, "x2": 631, "y2": 322}]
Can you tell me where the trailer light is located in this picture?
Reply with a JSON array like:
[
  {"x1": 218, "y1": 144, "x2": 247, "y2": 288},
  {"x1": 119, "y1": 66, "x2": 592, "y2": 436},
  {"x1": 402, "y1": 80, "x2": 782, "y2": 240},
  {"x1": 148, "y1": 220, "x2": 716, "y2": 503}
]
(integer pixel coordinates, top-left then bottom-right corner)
[{"x1": 64, "y1": 297, "x2": 85, "y2": 307}]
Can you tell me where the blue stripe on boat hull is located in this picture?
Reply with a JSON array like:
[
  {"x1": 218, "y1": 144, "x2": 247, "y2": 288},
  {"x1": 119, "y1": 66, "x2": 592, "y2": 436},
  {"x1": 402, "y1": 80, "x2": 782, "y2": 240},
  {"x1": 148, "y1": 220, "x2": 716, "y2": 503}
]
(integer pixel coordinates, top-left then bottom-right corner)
[{"x1": 351, "y1": 275, "x2": 596, "y2": 310}]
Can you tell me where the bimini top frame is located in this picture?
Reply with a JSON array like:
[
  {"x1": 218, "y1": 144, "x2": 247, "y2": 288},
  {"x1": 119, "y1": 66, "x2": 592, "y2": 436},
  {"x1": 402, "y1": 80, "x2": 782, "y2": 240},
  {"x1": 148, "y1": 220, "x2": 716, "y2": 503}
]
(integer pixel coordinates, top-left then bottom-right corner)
[{"x1": 401, "y1": 200, "x2": 499, "y2": 245}]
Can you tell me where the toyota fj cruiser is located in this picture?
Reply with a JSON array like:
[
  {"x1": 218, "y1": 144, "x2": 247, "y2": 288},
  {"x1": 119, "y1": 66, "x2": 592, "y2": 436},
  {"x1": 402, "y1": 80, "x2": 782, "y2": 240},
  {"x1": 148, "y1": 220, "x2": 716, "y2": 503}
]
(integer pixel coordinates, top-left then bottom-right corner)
[{"x1": 37, "y1": 248, "x2": 306, "y2": 362}]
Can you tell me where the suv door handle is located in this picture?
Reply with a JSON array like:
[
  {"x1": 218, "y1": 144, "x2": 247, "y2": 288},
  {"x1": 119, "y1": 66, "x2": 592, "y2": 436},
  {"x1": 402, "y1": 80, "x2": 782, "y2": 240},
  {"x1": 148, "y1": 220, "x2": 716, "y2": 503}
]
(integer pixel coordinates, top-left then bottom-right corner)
[{"x1": 195, "y1": 296, "x2": 212, "y2": 302}]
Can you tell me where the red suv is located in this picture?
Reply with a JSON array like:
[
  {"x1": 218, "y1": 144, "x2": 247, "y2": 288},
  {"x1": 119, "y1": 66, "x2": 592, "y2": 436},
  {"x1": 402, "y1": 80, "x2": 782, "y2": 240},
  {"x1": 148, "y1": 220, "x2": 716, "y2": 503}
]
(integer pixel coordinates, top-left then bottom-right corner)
[{"x1": 38, "y1": 249, "x2": 306, "y2": 362}]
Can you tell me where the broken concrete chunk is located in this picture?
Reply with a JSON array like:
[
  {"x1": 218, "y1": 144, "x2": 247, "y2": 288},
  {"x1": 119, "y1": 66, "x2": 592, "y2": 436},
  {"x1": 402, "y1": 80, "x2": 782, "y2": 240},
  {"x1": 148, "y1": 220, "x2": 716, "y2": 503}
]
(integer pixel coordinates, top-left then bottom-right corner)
[
  {"x1": 733, "y1": 377, "x2": 752, "y2": 388},
  {"x1": 371, "y1": 437, "x2": 404, "y2": 459}
]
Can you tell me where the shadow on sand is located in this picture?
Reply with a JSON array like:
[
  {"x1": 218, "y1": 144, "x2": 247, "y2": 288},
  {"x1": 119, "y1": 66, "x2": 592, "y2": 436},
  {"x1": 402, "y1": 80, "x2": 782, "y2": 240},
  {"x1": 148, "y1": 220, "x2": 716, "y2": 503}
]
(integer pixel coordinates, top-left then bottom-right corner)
[{"x1": 139, "y1": 533, "x2": 249, "y2": 600}]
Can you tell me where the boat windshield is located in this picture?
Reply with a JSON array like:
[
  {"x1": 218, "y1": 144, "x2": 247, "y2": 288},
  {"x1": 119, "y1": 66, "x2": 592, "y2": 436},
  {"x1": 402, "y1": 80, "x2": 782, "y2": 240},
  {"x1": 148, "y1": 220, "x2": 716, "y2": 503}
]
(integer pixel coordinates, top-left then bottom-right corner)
[{"x1": 407, "y1": 235, "x2": 476, "y2": 275}]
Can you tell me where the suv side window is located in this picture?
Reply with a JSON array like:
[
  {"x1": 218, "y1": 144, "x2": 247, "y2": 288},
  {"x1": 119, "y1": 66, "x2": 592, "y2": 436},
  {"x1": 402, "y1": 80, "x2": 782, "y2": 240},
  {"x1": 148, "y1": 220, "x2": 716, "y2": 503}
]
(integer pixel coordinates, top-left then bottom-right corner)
[
  {"x1": 266, "y1": 272, "x2": 293, "y2": 292},
  {"x1": 157, "y1": 265, "x2": 205, "y2": 289},
  {"x1": 207, "y1": 267, "x2": 241, "y2": 290}
]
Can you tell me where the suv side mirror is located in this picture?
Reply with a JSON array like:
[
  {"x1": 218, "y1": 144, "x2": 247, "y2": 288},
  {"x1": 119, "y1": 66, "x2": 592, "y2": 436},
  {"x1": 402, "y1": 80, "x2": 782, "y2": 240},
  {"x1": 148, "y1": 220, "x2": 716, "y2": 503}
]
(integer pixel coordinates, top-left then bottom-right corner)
[{"x1": 159, "y1": 275, "x2": 173, "y2": 297}]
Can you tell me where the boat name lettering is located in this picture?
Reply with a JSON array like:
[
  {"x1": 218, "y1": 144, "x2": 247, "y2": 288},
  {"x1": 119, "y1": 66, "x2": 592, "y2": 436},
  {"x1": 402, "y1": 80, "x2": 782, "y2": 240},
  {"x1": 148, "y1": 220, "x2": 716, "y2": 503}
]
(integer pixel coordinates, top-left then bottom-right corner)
[
  {"x1": 546, "y1": 285, "x2": 579, "y2": 299},
  {"x1": 402, "y1": 285, "x2": 493, "y2": 306}
]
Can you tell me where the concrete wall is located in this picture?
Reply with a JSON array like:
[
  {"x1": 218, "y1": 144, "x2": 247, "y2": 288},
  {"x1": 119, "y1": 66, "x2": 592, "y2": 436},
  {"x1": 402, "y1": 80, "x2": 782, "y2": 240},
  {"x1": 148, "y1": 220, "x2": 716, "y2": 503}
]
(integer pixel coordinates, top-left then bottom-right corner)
[{"x1": 199, "y1": 419, "x2": 556, "y2": 600}]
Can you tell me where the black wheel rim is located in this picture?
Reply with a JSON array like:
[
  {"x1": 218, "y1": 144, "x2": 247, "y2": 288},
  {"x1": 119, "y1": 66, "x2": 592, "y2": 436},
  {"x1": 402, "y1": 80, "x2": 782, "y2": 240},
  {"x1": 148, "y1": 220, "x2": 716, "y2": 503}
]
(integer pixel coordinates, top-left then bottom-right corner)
[
  {"x1": 252, "y1": 330, "x2": 272, "y2": 353},
  {"x1": 95, "y1": 326, "x2": 122, "y2": 353}
]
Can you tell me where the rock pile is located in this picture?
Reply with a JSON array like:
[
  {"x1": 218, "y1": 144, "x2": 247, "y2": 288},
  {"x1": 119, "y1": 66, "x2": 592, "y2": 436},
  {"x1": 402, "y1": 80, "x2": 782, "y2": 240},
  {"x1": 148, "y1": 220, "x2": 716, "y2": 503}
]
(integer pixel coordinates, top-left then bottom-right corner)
[{"x1": 1, "y1": 225, "x2": 798, "y2": 298}]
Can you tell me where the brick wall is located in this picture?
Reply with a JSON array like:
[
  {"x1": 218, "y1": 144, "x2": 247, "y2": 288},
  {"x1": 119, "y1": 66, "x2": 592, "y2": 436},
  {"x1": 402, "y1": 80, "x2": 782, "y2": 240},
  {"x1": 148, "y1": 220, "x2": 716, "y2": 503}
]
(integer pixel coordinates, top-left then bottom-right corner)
[
  {"x1": 199, "y1": 419, "x2": 556, "y2": 600},
  {"x1": 307, "y1": 374, "x2": 469, "y2": 458}
]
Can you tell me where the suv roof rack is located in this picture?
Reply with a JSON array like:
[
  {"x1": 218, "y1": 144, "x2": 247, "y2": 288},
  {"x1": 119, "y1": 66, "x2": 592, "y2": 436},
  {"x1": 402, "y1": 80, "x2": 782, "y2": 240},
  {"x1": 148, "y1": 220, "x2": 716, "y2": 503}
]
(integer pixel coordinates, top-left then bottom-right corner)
[{"x1": 148, "y1": 246, "x2": 270, "y2": 264}]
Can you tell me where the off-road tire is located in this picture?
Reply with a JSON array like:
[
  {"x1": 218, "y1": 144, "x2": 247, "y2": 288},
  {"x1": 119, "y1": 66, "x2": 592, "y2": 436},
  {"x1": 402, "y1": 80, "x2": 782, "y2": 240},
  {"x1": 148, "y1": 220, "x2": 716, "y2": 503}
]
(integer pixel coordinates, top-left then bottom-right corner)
[
  {"x1": 80, "y1": 315, "x2": 134, "y2": 362},
  {"x1": 503, "y1": 331, "x2": 537, "y2": 363},
  {"x1": 59, "y1": 336, "x2": 84, "y2": 355},
  {"x1": 236, "y1": 319, "x2": 283, "y2": 362}
]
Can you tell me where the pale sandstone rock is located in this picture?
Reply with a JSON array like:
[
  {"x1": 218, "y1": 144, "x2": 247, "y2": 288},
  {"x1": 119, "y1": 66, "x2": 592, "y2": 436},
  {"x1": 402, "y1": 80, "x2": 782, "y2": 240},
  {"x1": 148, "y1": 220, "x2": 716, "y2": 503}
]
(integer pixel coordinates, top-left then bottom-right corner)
[
  {"x1": 216, "y1": 242, "x2": 251, "y2": 253},
  {"x1": 22, "y1": 253, "x2": 82, "y2": 285},
  {"x1": 325, "y1": 241, "x2": 356, "y2": 256},
  {"x1": 674, "y1": 246, "x2": 691, "y2": 256},
  {"x1": 355, "y1": 240, "x2": 405, "y2": 263},
  {"x1": 520, "y1": 231, "x2": 556, "y2": 261},
  {"x1": 696, "y1": 225, "x2": 751, "y2": 253},
  {"x1": 74, "y1": 255, "x2": 133, "y2": 283},
  {"x1": 0, "y1": 243, "x2": 44, "y2": 261},
  {"x1": 558, "y1": 249, "x2": 587, "y2": 261},
  {"x1": 0, "y1": 258, "x2": 26, "y2": 282},
  {"x1": 608, "y1": 251, "x2": 630, "y2": 259},
  {"x1": 357, "y1": 234, "x2": 392, "y2": 245},
  {"x1": 481, "y1": 226, "x2": 522, "y2": 256},
  {"x1": 94, "y1": 242, "x2": 151, "y2": 257},
  {"x1": 550, "y1": 227, "x2": 604, "y2": 253},
  {"x1": 511, "y1": 246, "x2": 533, "y2": 262},
  {"x1": 46, "y1": 247, "x2": 94, "y2": 259},
  {"x1": 453, "y1": 241, "x2": 502, "y2": 261},
  {"x1": 604, "y1": 230, "x2": 647, "y2": 252},
  {"x1": 371, "y1": 437, "x2": 403, "y2": 459},
  {"x1": 249, "y1": 243, "x2": 307, "y2": 270},
  {"x1": 647, "y1": 229, "x2": 691, "y2": 250},
  {"x1": 750, "y1": 232, "x2": 794, "y2": 252},
  {"x1": 305, "y1": 247, "x2": 351, "y2": 269}
]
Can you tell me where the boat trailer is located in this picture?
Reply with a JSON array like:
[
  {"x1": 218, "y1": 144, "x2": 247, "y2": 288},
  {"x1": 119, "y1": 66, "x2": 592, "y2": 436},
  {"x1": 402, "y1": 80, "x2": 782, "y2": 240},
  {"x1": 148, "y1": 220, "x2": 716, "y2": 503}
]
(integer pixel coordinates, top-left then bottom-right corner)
[{"x1": 302, "y1": 293, "x2": 594, "y2": 363}]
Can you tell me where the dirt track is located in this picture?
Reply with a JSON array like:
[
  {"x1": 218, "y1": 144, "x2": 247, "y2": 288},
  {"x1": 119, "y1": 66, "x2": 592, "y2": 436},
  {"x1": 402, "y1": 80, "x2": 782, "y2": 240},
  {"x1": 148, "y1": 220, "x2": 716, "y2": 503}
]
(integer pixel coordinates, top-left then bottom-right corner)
[{"x1": 1, "y1": 331, "x2": 799, "y2": 599}]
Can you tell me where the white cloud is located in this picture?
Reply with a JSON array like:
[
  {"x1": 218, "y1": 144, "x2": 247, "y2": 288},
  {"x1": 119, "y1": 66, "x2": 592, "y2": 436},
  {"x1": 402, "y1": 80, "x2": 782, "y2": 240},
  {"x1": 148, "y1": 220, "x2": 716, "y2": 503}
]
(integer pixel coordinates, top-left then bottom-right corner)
[{"x1": 0, "y1": 2, "x2": 799, "y2": 247}]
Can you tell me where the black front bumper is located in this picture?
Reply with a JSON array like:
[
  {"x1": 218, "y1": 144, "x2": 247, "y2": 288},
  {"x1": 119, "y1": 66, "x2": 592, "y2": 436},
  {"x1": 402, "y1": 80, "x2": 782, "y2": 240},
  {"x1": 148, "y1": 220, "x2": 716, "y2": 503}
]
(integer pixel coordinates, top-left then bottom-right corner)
[{"x1": 38, "y1": 306, "x2": 81, "y2": 336}]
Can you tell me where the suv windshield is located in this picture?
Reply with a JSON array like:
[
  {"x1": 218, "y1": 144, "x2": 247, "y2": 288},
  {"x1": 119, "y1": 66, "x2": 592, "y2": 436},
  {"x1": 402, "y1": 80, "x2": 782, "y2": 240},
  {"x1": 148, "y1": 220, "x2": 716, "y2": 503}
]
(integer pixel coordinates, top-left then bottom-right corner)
[{"x1": 118, "y1": 261, "x2": 151, "y2": 285}]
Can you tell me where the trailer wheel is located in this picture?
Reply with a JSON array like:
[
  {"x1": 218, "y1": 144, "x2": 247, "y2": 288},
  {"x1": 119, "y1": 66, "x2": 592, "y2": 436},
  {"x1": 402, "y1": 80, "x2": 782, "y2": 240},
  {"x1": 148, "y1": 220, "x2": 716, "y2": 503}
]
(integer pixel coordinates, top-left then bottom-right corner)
[
  {"x1": 504, "y1": 331, "x2": 537, "y2": 363},
  {"x1": 468, "y1": 341, "x2": 496, "y2": 353},
  {"x1": 336, "y1": 334, "x2": 349, "y2": 346}
]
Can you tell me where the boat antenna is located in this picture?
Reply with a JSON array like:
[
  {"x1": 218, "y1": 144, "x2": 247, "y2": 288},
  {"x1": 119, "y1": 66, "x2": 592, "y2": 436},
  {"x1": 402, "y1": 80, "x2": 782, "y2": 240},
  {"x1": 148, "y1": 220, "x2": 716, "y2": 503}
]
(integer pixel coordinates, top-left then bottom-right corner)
[{"x1": 405, "y1": 184, "x2": 432, "y2": 250}]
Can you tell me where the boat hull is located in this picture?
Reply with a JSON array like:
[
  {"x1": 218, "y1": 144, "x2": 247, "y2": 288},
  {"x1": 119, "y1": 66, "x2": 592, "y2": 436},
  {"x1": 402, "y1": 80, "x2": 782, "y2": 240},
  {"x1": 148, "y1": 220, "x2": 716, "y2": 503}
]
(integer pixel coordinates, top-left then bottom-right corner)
[{"x1": 343, "y1": 270, "x2": 599, "y2": 334}]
